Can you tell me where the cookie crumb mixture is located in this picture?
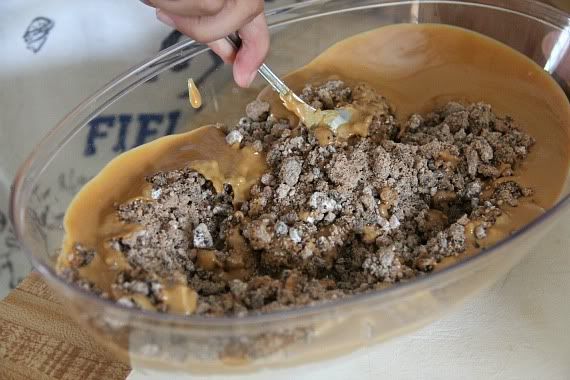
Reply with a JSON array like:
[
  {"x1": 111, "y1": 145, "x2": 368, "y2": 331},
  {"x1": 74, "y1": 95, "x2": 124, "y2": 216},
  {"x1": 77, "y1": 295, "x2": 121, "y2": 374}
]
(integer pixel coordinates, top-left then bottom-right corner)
[{"x1": 61, "y1": 81, "x2": 535, "y2": 316}]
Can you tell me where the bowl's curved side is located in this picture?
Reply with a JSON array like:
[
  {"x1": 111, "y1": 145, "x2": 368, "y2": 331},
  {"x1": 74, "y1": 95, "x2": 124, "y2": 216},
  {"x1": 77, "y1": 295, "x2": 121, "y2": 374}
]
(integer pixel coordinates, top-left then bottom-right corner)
[{"x1": 9, "y1": 0, "x2": 570, "y2": 373}]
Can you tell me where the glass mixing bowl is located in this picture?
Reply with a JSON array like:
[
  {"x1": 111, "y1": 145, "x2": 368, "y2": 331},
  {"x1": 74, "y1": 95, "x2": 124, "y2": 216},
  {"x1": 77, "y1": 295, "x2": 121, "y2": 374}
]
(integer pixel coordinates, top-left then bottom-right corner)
[{"x1": 10, "y1": 0, "x2": 570, "y2": 374}]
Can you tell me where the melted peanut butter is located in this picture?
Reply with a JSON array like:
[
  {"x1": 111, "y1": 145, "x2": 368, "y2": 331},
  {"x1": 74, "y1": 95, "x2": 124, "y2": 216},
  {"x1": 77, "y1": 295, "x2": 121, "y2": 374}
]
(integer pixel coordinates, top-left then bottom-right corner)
[
  {"x1": 59, "y1": 24, "x2": 570, "y2": 313},
  {"x1": 279, "y1": 90, "x2": 381, "y2": 144},
  {"x1": 280, "y1": 91, "x2": 352, "y2": 136},
  {"x1": 162, "y1": 285, "x2": 198, "y2": 315},
  {"x1": 260, "y1": 24, "x2": 570, "y2": 266},
  {"x1": 59, "y1": 126, "x2": 266, "y2": 312}
]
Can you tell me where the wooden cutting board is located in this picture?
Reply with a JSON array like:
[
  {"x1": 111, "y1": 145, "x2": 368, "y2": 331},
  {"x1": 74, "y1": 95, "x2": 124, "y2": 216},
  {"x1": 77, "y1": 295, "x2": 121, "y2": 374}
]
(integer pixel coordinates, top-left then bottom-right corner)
[{"x1": 0, "y1": 273, "x2": 131, "y2": 380}]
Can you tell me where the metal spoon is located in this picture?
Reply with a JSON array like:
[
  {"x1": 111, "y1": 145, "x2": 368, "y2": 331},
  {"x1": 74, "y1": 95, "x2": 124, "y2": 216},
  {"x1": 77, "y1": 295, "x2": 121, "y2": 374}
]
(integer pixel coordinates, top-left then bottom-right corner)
[{"x1": 224, "y1": 33, "x2": 352, "y2": 133}]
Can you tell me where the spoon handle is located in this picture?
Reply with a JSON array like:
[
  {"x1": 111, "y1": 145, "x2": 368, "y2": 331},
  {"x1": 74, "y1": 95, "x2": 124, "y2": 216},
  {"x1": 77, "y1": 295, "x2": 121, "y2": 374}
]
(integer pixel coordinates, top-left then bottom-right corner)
[{"x1": 225, "y1": 33, "x2": 290, "y2": 96}]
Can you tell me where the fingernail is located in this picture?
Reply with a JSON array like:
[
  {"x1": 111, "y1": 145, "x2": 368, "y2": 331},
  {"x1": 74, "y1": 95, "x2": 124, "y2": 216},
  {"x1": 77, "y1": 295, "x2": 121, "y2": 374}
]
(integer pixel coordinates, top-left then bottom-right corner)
[{"x1": 156, "y1": 9, "x2": 175, "y2": 28}]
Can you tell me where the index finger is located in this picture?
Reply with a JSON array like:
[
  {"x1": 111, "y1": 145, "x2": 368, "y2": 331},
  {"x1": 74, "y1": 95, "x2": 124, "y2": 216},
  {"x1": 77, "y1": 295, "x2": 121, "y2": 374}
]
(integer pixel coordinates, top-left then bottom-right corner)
[{"x1": 233, "y1": 14, "x2": 270, "y2": 88}]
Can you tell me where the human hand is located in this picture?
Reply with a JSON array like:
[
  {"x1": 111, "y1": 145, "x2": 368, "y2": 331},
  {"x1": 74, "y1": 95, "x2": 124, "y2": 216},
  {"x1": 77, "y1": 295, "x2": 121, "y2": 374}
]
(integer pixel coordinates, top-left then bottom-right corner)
[{"x1": 148, "y1": 0, "x2": 269, "y2": 88}]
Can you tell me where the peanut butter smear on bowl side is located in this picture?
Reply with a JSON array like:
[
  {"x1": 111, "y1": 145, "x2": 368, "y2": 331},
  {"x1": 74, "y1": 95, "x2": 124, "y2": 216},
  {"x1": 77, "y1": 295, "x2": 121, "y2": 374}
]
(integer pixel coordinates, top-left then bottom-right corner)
[
  {"x1": 187, "y1": 78, "x2": 202, "y2": 109},
  {"x1": 57, "y1": 24, "x2": 570, "y2": 316}
]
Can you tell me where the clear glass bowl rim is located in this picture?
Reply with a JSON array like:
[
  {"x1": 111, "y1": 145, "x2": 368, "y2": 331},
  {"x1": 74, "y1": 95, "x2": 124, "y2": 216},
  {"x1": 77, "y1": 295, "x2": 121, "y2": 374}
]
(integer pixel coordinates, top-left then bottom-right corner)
[{"x1": 10, "y1": 0, "x2": 570, "y2": 327}]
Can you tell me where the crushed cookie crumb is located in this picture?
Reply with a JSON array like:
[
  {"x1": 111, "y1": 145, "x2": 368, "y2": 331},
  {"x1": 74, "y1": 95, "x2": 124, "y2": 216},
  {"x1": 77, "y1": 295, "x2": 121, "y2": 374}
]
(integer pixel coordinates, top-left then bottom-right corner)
[{"x1": 61, "y1": 81, "x2": 536, "y2": 316}]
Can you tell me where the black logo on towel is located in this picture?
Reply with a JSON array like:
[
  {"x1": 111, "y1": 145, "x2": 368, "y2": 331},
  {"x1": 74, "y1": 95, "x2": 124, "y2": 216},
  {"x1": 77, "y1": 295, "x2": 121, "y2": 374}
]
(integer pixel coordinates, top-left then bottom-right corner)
[{"x1": 23, "y1": 16, "x2": 55, "y2": 53}]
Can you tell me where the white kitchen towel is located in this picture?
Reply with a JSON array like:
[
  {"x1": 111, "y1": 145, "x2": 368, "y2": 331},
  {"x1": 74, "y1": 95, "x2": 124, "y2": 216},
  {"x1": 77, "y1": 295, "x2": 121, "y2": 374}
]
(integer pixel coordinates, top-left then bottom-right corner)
[{"x1": 0, "y1": 0, "x2": 173, "y2": 297}]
